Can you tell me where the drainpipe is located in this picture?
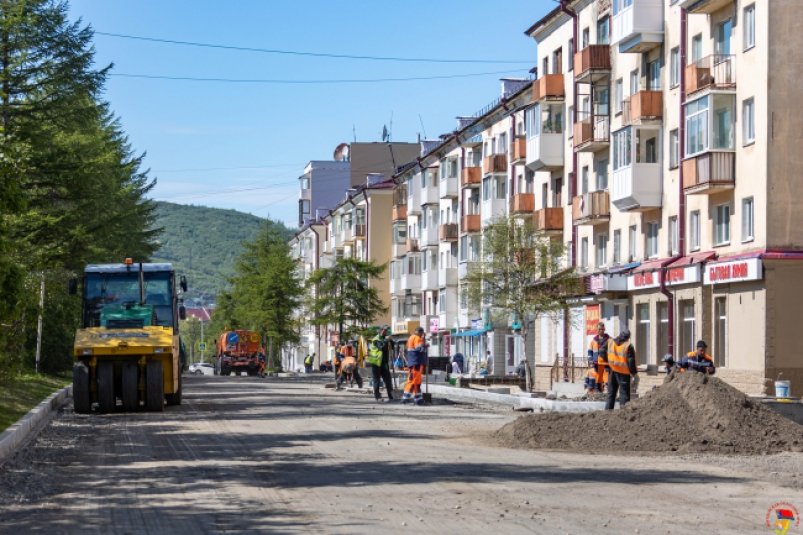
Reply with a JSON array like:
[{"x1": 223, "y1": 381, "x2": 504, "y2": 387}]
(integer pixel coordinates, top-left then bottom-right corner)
[
  {"x1": 509, "y1": 115, "x2": 516, "y2": 198},
  {"x1": 560, "y1": 0, "x2": 578, "y2": 381}
]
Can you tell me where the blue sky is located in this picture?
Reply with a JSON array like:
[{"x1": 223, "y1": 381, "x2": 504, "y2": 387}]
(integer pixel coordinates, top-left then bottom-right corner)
[{"x1": 67, "y1": 1, "x2": 553, "y2": 227}]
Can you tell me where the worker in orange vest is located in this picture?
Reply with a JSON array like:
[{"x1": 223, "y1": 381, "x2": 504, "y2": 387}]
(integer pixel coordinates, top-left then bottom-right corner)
[
  {"x1": 681, "y1": 340, "x2": 716, "y2": 375},
  {"x1": 603, "y1": 328, "x2": 638, "y2": 410},
  {"x1": 588, "y1": 322, "x2": 610, "y2": 392},
  {"x1": 402, "y1": 327, "x2": 428, "y2": 405}
]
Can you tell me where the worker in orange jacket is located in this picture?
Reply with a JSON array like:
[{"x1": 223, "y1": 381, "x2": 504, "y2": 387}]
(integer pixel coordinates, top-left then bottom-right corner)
[
  {"x1": 402, "y1": 327, "x2": 428, "y2": 405},
  {"x1": 603, "y1": 329, "x2": 638, "y2": 410},
  {"x1": 681, "y1": 340, "x2": 716, "y2": 374},
  {"x1": 588, "y1": 322, "x2": 610, "y2": 392}
]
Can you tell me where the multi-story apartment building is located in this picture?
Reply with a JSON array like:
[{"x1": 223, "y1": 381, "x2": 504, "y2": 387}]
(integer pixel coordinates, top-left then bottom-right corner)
[
  {"x1": 288, "y1": 222, "x2": 328, "y2": 368},
  {"x1": 524, "y1": 0, "x2": 803, "y2": 395}
]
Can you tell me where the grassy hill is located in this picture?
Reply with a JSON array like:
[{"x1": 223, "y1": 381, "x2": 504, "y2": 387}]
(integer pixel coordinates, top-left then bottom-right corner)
[{"x1": 151, "y1": 202, "x2": 293, "y2": 304}]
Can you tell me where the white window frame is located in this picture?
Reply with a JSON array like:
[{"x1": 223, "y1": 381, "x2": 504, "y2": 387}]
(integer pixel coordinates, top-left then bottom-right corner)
[
  {"x1": 743, "y1": 97, "x2": 755, "y2": 145},
  {"x1": 669, "y1": 216, "x2": 679, "y2": 255},
  {"x1": 742, "y1": 197, "x2": 754, "y2": 242},
  {"x1": 691, "y1": 34, "x2": 703, "y2": 63},
  {"x1": 596, "y1": 233, "x2": 608, "y2": 268},
  {"x1": 613, "y1": 229, "x2": 621, "y2": 265},
  {"x1": 714, "y1": 204, "x2": 731, "y2": 246},
  {"x1": 744, "y1": 4, "x2": 756, "y2": 51},
  {"x1": 628, "y1": 225, "x2": 637, "y2": 262},
  {"x1": 646, "y1": 221, "x2": 659, "y2": 259},
  {"x1": 689, "y1": 210, "x2": 701, "y2": 251},
  {"x1": 629, "y1": 70, "x2": 639, "y2": 96},
  {"x1": 581, "y1": 237, "x2": 589, "y2": 270},
  {"x1": 615, "y1": 78, "x2": 623, "y2": 115},
  {"x1": 669, "y1": 129, "x2": 679, "y2": 169},
  {"x1": 670, "y1": 47, "x2": 680, "y2": 88}
]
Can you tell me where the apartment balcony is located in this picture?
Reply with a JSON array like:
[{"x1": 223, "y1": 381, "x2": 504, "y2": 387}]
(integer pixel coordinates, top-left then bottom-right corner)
[
  {"x1": 574, "y1": 113, "x2": 610, "y2": 152},
  {"x1": 401, "y1": 272, "x2": 421, "y2": 292},
  {"x1": 622, "y1": 91, "x2": 662, "y2": 125},
  {"x1": 392, "y1": 241, "x2": 407, "y2": 259},
  {"x1": 573, "y1": 45, "x2": 611, "y2": 83},
  {"x1": 461, "y1": 166, "x2": 481, "y2": 188},
  {"x1": 461, "y1": 214, "x2": 481, "y2": 233},
  {"x1": 511, "y1": 137, "x2": 526, "y2": 163},
  {"x1": 572, "y1": 191, "x2": 610, "y2": 226},
  {"x1": 299, "y1": 188, "x2": 311, "y2": 201},
  {"x1": 531, "y1": 74, "x2": 565, "y2": 101},
  {"x1": 392, "y1": 204, "x2": 407, "y2": 221},
  {"x1": 611, "y1": 163, "x2": 662, "y2": 211},
  {"x1": 422, "y1": 185, "x2": 439, "y2": 205},
  {"x1": 439, "y1": 175, "x2": 458, "y2": 198},
  {"x1": 458, "y1": 261, "x2": 480, "y2": 279},
  {"x1": 421, "y1": 225, "x2": 439, "y2": 247},
  {"x1": 526, "y1": 132, "x2": 564, "y2": 170},
  {"x1": 390, "y1": 276, "x2": 401, "y2": 295},
  {"x1": 406, "y1": 238, "x2": 420, "y2": 252},
  {"x1": 682, "y1": 152, "x2": 735, "y2": 194},
  {"x1": 481, "y1": 197, "x2": 507, "y2": 225},
  {"x1": 685, "y1": 55, "x2": 736, "y2": 98},
  {"x1": 483, "y1": 154, "x2": 507, "y2": 175},
  {"x1": 679, "y1": 0, "x2": 734, "y2": 14},
  {"x1": 354, "y1": 224, "x2": 366, "y2": 239},
  {"x1": 421, "y1": 269, "x2": 438, "y2": 291},
  {"x1": 407, "y1": 187, "x2": 421, "y2": 215},
  {"x1": 439, "y1": 223, "x2": 458, "y2": 242},
  {"x1": 611, "y1": 0, "x2": 664, "y2": 53},
  {"x1": 438, "y1": 266, "x2": 458, "y2": 287},
  {"x1": 511, "y1": 193, "x2": 535, "y2": 214},
  {"x1": 533, "y1": 207, "x2": 564, "y2": 233},
  {"x1": 340, "y1": 227, "x2": 354, "y2": 244}
]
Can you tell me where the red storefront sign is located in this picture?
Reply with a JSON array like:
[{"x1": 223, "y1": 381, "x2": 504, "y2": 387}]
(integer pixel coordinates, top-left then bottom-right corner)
[
  {"x1": 704, "y1": 258, "x2": 763, "y2": 284},
  {"x1": 627, "y1": 265, "x2": 701, "y2": 290},
  {"x1": 585, "y1": 305, "x2": 601, "y2": 335}
]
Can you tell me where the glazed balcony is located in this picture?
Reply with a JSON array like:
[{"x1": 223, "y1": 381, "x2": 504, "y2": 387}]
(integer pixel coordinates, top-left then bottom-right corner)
[
  {"x1": 611, "y1": 126, "x2": 662, "y2": 211},
  {"x1": 533, "y1": 207, "x2": 564, "y2": 233},
  {"x1": 439, "y1": 223, "x2": 458, "y2": 242},
  {"x1": 406, "y1": 238, "x2": 420, "y2": 252},
  {"x1": 573, "y1": 45, "x2": 611, "y2": 83},
  {"x1": 421, "y1": 269, "x2": 439, "y2": 291},
  {"x1": 392, "y1": 241, "x2": 407, "y2": 259},
  {"x1": 682, "y1": 152, "x2": 735, "y2": 194},
  {"x1": 439, "y1": 175, "x2": 458, "y2": 198},
  {"x1": 611, "y1": 0, "x2": 664, "y2": 54},
  {"x1": 531, "y1": 74, "x2": 565, "y2": 102},
  {"x1": 679, "y1": 0, "x2": 734, "y2": 14},
  {"x1": 572, "y1": 191, "x2": 610, "y2": 226},
  {"x1": 685, "y1": 55, "x2": 736, "y2": 98},
  {"x1": 354, "y1": 224, "x2": 366, "y2": 238},
  {"x1": 461, "y1": 166, "x2": 481, "y2": 188},
  {"x1": 438, "y1": 266, "x2": 458, "y2": 287},
  {"x1": 392, "y1": 204, "x2": 407, "y2": 221},
  {"x1": 511, "y1": 137, "x2": 526, "y2": 163},
  {"x1": 400, "y1": 272, "x2": 420, "y2": 292},
  {"x1": 511, "y1": 193, "x2": 535, "y2": 214},
  {"x1": 622, "y1": 91, "x2": 662, "y2": 125},
  {"x1": 421, "y1": 184, "x2": 439, "y2": 205},
  {"x1": 461, "y1": 214, "x2": 481, "y2": 233},
  {"x1": 421, "y1": 225, "x2": 439, "y2": 247},
  {"x1": 573, "y1": 112, "x2": 610, "y2": 152},
  {"x1": 483, "y1": 154, "x2": 508, "y2": 175}
]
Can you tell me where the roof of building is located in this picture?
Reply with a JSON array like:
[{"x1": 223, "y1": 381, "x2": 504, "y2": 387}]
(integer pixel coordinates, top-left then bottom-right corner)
[{"x1": 185, "y1": 307, "x2": 211, "y2": 322}]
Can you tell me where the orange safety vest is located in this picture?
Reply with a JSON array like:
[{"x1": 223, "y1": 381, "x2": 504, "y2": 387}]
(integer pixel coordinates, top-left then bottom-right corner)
[
  {"x1": 590, "y1": 335, "x2": 609, "y2": 364},
  {"x1": 407, "y1": 334, "x2": 425, "y2": 351},
  {"x1": 607, "y1": 339, "x2": 632, "y2": 376}
]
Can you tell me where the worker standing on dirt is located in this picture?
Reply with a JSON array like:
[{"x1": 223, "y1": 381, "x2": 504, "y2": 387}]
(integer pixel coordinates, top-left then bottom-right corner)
[
  {"x1": 402, "y1": 327, "x2": 428, "y2": 405},
  {"x1": 603, "y1": 328, "x2": 638, "y2": 410},
  {"x1": 681, "y1": 340, "x2": 716, "y2": 375},
  {"x1": 588, "y1": 322, "x2": 610, "y2": 392},
  {"x1": 304, "y1": 352, "x2": 315, "y2": 374},
  {"x1": 368, "y1": 325, "x2": 394, "y2": 402}
]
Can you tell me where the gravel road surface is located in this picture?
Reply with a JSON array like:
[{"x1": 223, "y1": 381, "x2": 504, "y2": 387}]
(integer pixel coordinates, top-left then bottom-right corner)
[{"x1": 0, "y1": 375, "x2": 800, "y2": 534}]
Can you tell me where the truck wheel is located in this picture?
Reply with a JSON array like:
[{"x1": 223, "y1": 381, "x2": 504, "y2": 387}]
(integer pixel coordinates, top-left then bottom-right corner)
[
  {"x1": 97, "y1": 361, "x2": 116, "y2": 413},
  {"x1": 166, "y1": 372, "x2": 182, "y2": 406},
  {"x1": 73, "y1": 363, "x2": 91, "y2": 414},
  {"x1": 121, "y1": 362, "x2": 139, "y2": 411},
  {"x1": 145, "y1": 360, "x2": 164, "y2": 412}
]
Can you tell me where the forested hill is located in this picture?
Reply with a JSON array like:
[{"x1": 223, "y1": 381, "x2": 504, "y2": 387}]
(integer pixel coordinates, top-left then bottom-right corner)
[{"x1": 151, "y1": 202, "x2": 294, "y2": 303}]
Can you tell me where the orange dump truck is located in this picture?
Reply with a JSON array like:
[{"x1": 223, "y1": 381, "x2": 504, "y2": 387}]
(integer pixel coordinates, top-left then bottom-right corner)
[{"x1": 216, "y1": 330, "x2": 262, "y2": 376}]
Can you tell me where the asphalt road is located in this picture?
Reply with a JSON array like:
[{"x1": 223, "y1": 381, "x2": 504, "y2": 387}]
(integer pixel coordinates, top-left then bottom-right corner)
[{"x1": 0, "y1": 374, "x2": 800, "y2": 534}]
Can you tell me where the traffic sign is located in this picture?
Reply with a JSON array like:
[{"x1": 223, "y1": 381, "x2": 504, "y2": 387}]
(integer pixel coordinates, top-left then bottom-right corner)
[{"x1": 197, "y1": 342, "x2": 207, "y2": 352}]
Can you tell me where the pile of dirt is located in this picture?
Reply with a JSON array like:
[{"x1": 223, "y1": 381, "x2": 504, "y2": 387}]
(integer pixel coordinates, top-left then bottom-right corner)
[{"x1": 497, "y1": 371, "x2": 803, "y2": 454}]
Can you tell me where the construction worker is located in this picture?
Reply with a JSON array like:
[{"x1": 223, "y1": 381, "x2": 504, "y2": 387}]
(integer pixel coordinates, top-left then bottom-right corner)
[
  {"x1": 337, "y1": 341, "x2": 363, "y2": 389},
  {"x1": 303, "y1": 352, "x2": 315, "y2": 374},
  {"x1": 603, "y1": 328, "x2": 638, "y2": 410},
  {"x1": 681, "y1": 340, "x2": 716, "y2": 375},
  {"x1": 588, "y1": 322, "x2": 610, "y2": 392},
  {"x1": 584, "y1": 355, "x2": 599, "y2": 394},
  {"x1": 367, "y1": 325, "x2": 394, "y2": 402},
  {"x1": 402, "y1": 326, "x2": 428, "y2": 405}
]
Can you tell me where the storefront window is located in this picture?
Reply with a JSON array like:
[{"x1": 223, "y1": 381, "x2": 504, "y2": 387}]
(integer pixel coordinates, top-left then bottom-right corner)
[
  {"x1": 679, "y1": 300, "x2": 696, "y2": 356},
  {"x1": 657, "y1": 302, "x2": 668, "y2": 361},
  {"x1": 715, "y1": 297, "x2": 727, "y2": 367},
  {"x1": 636, "y1": 303, "x2": 650, "y2": 365}
]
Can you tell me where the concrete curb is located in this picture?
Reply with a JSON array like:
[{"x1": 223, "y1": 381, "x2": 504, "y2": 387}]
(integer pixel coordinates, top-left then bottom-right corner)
[
  {"x1": 422, "y1": 384, "x2": 606, "y2": 412},
  {"x1": 0, "y1": 385, "x2": 72, "y2": 465}
]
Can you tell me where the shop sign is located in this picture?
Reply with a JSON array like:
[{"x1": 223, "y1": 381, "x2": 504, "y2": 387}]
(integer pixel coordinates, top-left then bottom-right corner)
[
  {"x1": 627, "y1": 265, "x2": 701, "y2": 290},
  {"x1": 393, "y1": 322, "x2": 409, "y2": 334},
  {"x1": 589, "y1": 273, "x2": 628, "y2": 294},
  {"x1": 704, "y1": 257, "x2": 763, "y2": 285},
  {"x1": 585, "y1": 304, "x2": 601, "y2": 335},
  {"x1": 471, "y1": 318, "x2": 482, "y2": 330},
  {"x1": 429, "y1": 316, "x2": 440, "y2": 333}
]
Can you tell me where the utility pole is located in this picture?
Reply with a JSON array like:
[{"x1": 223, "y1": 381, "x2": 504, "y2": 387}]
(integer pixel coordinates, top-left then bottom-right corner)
[
  {"x1": 200, "y1": 318, "x2": 205, "y2": 363},
  {"x1": 35, "y1": 274, "x2": 45, "y2": 373}
]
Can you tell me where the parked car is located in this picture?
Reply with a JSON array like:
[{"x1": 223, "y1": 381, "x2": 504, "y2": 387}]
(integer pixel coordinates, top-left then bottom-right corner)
[{"x1": 188, "y1": 362, "x2": 215, "y2": 376}]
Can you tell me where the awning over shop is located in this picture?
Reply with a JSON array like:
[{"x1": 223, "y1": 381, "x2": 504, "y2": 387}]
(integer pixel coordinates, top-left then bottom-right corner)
[
  {"x1": 667, "y1": 251, "x2": 716, "y2": 267},
  {"x1": 632, "y1": 258, "x2": 666, "y2": 273},
  {"x1": 451, "y1": 329, "x2": 485, "y2": 338}
]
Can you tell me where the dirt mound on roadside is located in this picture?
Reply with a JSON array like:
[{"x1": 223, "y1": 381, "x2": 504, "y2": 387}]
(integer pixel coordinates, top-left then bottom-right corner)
[{"x1": 496, "y1": 371, "x2": 803, "y2": 454}]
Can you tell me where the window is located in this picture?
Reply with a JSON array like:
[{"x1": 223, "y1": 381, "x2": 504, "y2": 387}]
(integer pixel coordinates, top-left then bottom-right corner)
[
  {"x1": 744, "y1": 4, "x2": 756, "y2": 51},
  {"x1": 691, "y1": 34, "x2": 702, "y2": 63},
  {"x1": 628, "y1": 225, "x2": 637, "y2": 261},
  {"x1": 742, "y1": 197, "x2": 754, "y2": 242},
  {"x1": 670, "y1": 47, "x2": 680, "y2": 88},
  {"x1": 568, "y1": 38, "x2": 574, "y2": 71},
  {"x1": 581, "y1": 166, "x2": 589, "y2": 194},
  {"x1": 581, "y1": 237, "x2": 589, "y2": 270},
  {"x1": 629, "y1": 70, "x2": 639, "y2": 96},
  {"x1": 647, "y1": 59, "x2": 661, "y2": 91},
  {"x1": 494, "y1": 176, "x2": 506, "y2": 199},
  {"x1": 597, "y1": 17, "x2": 609, "y2": 45},
  {"x1": 615, "y1": 78, "x2": 623, "y2": 114},
  {"x1": 542, "y1": 57, "x2": 549, "y2": 78},
  {"x1": 715, "y1": 204, "x2": 731, "y2": 245},
  {"x1": 595, "y1": 86, "x2": 609, "y2": 116},
  {"x1": 743, "y1": 97, "x2": 755, "y2": 144},
  {"x1": 685, "y1": 95, "x2": 736, "y2": 156},
  {"x1": 482, "y1": 177, "x2": 491, "y2": 201},
  {"x1": 657, "y1": 302, "x2": 668, "y2": 361},
  {"x1": 613, "y1": 0, "x2": 633, "y2": 15},
  {"x1": 636, "y1": 304, "x2": 650, "y2": 365},
  {"x1": 669, "y1": 216, "x2": 679, "y2": 255},
  {"x1": 393, "y1": 222, "x2": 407, "y2": 244},
  {"x1": 646, "y1": 221, "x2": 659, "y2": 258},
  {"x1": 567, "y1": 106, "x2": 574, "y2": 137},
  {"x1": 595, "y1": 158, "x2": 608, "y2": 190},
  {"x1": 498, "y1": 133, "x2": 507, "y2": 154},
  {"x1": 613, "y1": 229, "x2": 621, "y2": 264},
  {"x1": 552, "y1": 47, "x2": 563, "y2": 74},
  {"x1": 613, "y1": 128, "x2": 632, "y2": 171},
  {"x1": 679, "y1": 300, "x2": 695, "y2": 356},
  {"x1": 582, "y1": 27, "x2": 590, "y2": 49},
  {"x1": 714, "y1": 297, "x2": 727, "y2": 366},
  {"x1": 716, "y1": 19, "x2": 732, "y2": 56},
  {"x1": 669, "y1": 129, "x2": 679, "y2": 169},
  {"x1": 689, "y1": 210, "x2": 700, "y2": 251},
  {"x1": 596, "y1": 233, "x2": 608, "y2": 267}
]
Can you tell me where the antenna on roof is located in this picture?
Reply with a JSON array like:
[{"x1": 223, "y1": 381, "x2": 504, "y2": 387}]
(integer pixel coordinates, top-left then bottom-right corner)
[{"x1": 418, "y1": 114, "x2": 427, "y2": 140}]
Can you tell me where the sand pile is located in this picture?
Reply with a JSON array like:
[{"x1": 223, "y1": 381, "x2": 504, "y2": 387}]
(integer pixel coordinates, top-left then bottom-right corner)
[{"x1": 497, "y1": 371, "x2": 803, "y2": 454}]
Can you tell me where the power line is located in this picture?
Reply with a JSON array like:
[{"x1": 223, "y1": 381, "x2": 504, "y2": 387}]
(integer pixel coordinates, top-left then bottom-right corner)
[
  {"x1": 154, "y1": 162, "x2": 304, "y2": 173},
  {"x1": 95, "y1": 31, "x2": 533, "y2": 64},
  {"x1": 109, "y1": 69, "x2": 529, "y2": 85}
]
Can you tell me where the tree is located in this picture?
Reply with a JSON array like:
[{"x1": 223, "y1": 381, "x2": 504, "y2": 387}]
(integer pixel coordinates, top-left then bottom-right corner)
[
  {"x1": 463, "y1": 215, "x2": 580, "y2": 390},
  {"x1": 305, "y1": 256, "x2": 387, "y2": 343}
]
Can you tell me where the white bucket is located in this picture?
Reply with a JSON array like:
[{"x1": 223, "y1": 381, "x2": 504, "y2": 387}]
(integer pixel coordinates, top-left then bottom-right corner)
[{"x1": 774, "y1": 380, "x2": 791, "y2": 398}]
